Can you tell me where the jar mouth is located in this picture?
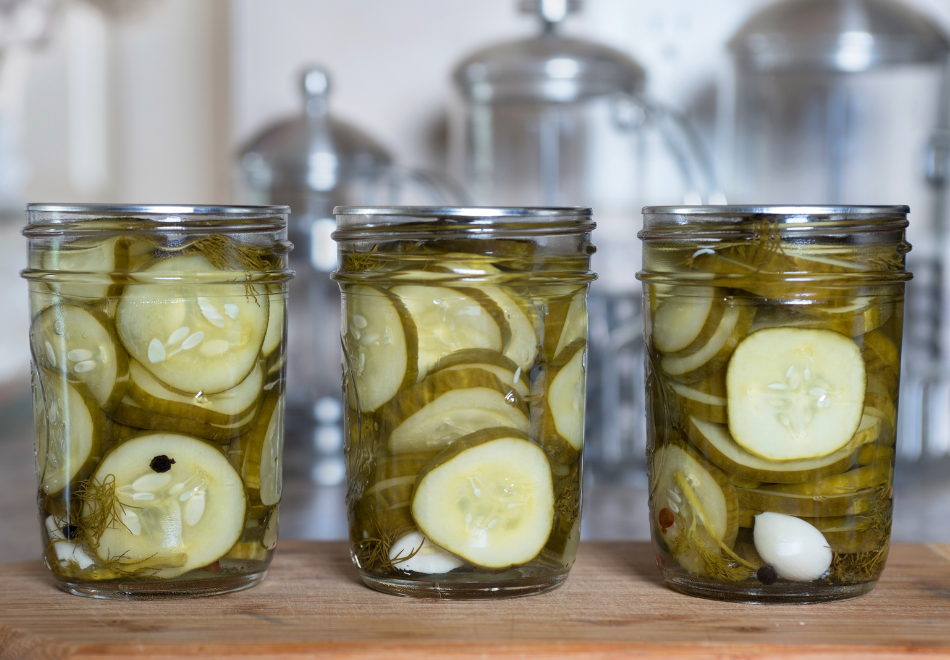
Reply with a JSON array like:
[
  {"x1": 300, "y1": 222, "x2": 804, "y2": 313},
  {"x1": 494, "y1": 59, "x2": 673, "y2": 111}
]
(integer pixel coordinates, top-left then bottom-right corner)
[
  {"x1": 333, "y1": 206, "x2": 595, "y2": 241},
  {"x1": 23, "y1": 204, "x2": 289, "y2": 237},
  {"x1": 642, "y1": 205, "x2": 910, "y2": 215}
]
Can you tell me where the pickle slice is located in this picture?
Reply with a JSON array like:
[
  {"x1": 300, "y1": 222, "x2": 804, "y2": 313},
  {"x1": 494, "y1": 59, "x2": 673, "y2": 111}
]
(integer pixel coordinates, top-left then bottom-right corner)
[
  {"x1": 411, "y1": 427, "x2": 555, "y2": 569},
  {"x1": 736, "y1": 485, "x2": 877, "y2": 518},
  {"x1": 536, "y1": 340, "x2": 586, "y2": 464},
  {"x1": 34, "y1": 373, "x2": 103, "y2": 495},
  {"x1": 477, "y1": 286, "x2": 538, "y2": 371},
  {"x1": 541, "y1": 287, "x2": 587, "y2": 361},
  {"x1": 759, "y1": 463, "x2": 891, "y2": 497},
  {"x1": 32, "y1": 305, "x2": 128, "y2": 411},
  {"x1": 391, "y1": 284, "x2": 503, "y2": 380},
  {"x1": 688, "y1": 415, "x2": 880, "y2": 484},
  {"x1": 344, "y1": 285, "x2": 416, "y2": 412},
  {"x1": 240, "y1": 389, "x2": 284, "y2": 506},
  {"x1": 85, "y1": 433, "x2": 246, "y2": 578},
  {"x1": 431, "y1": 349, "x2": 530, "y2": 398},
  {"x1": 651, "y1": 444, "x2": 738, "y2": 575},
  {"x1": 669, "y1": 377, "x2": 727, "y2": 424},
  {"x1": 42, "y1": 236, "x2": 130, "y2": 300},
  {"x1": 652, "y1": 286, "x2": 716, "y2": 354},
  {"x1": 116, "y1": 253, "x2": 269, "y2": 395},
  {"x1": 128, "y1": 359, "x2": 263, "y2": 426},
  {"x1": 382, "y1": 368, "x2": 530, "y2": 454},
  {"x1": 111, "y1": 396, "x2": 257, "y2": 442},
  {"x1": 750, "y1": 298, "x2": 891, "y2": 338},
  {"x1": 261, "y1": 284, "x2": 285, "y2": 360},
  {"x1": 726, "y1": 328, "x2": 866, "y2": 461},
  {"x1": 661, "y1": 305, "x2": 752, "y2": 383}
]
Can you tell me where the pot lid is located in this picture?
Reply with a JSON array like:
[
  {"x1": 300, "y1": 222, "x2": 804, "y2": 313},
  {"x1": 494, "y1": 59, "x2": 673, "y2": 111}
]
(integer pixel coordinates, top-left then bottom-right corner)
[
  {"x1": 453, "y1": 0, "x2": 645, "y2": 103},
  {"x1": 729, "y1": 0, "x2": 950, "y2": 72},
  {"x1": 239, "y1": 66, "x2": 392, "y2": 192}
]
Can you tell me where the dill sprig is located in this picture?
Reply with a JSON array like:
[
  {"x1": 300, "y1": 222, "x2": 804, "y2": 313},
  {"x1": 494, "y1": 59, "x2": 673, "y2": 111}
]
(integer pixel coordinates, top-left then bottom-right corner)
[{"x1": 826, "y1": 484, "x2": 892, "y2": 584}]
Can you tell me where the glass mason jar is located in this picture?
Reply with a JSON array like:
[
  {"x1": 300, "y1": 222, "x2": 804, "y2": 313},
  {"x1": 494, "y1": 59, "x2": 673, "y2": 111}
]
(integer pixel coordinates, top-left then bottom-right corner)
[
  {"x1": 21, "y1": 204, "x2": 292, "y2": 599},
  {"x1": 638, "y1": 205, "x2": 910, "y2": 603},
  {"x1": 332, "y1": 206, "x2": 595, "y2": 598}
]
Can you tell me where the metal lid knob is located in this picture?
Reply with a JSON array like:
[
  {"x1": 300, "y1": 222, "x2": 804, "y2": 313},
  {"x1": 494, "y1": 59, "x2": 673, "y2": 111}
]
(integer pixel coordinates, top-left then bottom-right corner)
[
  {"x1": 519, "y1": 0, "x2": 581, "y2": 32},
  {"x1": 301, "y1": 65, "x2": 331, "y2": 117}
]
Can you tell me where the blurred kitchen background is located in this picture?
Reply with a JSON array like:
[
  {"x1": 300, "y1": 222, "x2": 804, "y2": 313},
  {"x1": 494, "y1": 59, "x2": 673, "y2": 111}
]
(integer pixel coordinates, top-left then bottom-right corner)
[{"x1": 2, "y1": 0, "x2": 950, "y2": 563}]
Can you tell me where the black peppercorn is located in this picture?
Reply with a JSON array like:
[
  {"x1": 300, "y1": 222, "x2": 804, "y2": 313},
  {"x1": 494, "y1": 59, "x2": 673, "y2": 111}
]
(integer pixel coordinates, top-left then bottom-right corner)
[
  {"x1": 61, "y1": 524, "x2": 80, "y2": 540},
  {"x1": 149, "y1": 455, "x2": 176, "y2": 473},
  {"x1": 757, "y1": 565, "x2": 778, "y2": 585}
]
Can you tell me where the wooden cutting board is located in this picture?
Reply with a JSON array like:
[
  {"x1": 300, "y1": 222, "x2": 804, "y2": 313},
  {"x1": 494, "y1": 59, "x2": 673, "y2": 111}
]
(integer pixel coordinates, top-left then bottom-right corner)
[{"x1": 1, "y1": 541, "x2": 949, "y2": 659}]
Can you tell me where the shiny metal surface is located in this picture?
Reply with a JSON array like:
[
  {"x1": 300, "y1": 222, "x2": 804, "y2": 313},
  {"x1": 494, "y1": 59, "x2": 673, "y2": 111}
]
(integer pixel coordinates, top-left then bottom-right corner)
[
  {"x1": 25, "y1": 204, "x2": 290, "y2": 215},
  {"x1": 644, "y1": 204, "x2": 910, "y2": 215},
  {"x1": 334, "y1": 205, "x2": 591, "y2": 218},
  {"x1": 238, "y1": 65, "x2": 392, "y2": 192},
  {"x1": 730, "y1": 0, "x2": 950, "y2": 72}
]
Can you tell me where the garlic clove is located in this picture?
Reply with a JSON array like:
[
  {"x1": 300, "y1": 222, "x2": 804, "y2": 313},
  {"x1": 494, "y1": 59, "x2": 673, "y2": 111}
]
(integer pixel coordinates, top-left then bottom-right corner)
[
  {"x1": 753, "y1": 511, "x2": 833, "y2": 582},
  {"x1": 388, "y1": 530, "x2": 464, "y2": 574}
]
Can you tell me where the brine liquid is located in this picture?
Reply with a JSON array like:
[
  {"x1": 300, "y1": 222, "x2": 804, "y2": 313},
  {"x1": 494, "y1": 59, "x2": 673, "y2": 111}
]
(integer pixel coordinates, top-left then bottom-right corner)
[
  {"x1": 28, "y1": 233, "x2": 286, "y2": 597},
  {"x1": 339, "y1": 245, "x2": 589, "y2": 597}
]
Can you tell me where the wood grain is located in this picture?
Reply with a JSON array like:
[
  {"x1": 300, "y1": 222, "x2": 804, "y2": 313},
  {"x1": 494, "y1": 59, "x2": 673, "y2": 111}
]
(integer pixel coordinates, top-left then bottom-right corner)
[{"x1": 0, "y1": 541, "x2": 949, "y2": 659}]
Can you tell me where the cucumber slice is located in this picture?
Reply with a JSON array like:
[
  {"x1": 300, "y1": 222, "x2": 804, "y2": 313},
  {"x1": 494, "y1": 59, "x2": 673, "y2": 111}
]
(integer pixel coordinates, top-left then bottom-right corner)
[
  {"x1": 411, "y1": 427, "x2": 555, "y2": 569},
  {"x1": 862, "y1": 330, "x2": 900, "y2": 395},
  {"x1": 128, "y1": 359, "x2": 263, "y2": 426},
  {"x1": 651, "y1": 444, "x2": 738, "y2": 574},
  {"x1": 543, "y1": 288, "x2": 587, "y2": 362},
  {"x1": 669, "y1": 377, "x2": 727, "y2": 424},
  {"x1": 661, "y1": 305, "x2": 753, "y2": 383},
  {"x1": 240, "y1": 390, "x2": 284, "y2": 506},
  {"x1": 431, "y1": 349, "x2": 530, "y2": 398},
  {"x1": 34, "y1": 373, "x2": 103, "y2": 495},
  {"x1": 116, "y1": 254, "x2": 269, "y2": 395},
  {"x1": 42, "y1": 236, "x2": 130, "y2": 300},
  {"x1": 382, "y1": 368, "x2": 529, "y2": 454},
  {"x1": 726, "y1": 328, "x2": 866, "y2": 461},
  {"x1": 536, "y1": 340, "x2": 587, "y2": 464},
  {"x1": 31, "y1": 305, "x2": 128, "y2": 411},
  {"x1": 391, "y1": 285, "x2": 504, "y2": 379},
  {"x1": 759, "y1": 463, "x2": 891, "y2": 497},
  {"x1": 477, "y1": 286, "x2": 538, "y2": 371},
  {"x1": 652, "y1": 287, "x2": 716, "y2": 354},
  {"x1": 687, "y1": 415, "x2": 880, "y2": 484},
  {"x1": 85, "y1": 433, "x2": 246, "y2": 578},
  {"x1": 388, "y1": 530, "x2": 465, "y2": 574},
  {"x1": 261, "y1": 285, "x2": 285, "y2": 359},
  {"x1": 110, "y1": 395, "x2": 258, "y2": 443},
  {"x1": 344, "y1": 285, "x2": 417, "y2": 412},
  {"x1": 736, "y1": 485, "x2": 876, "y2": 518},
  {"x1": 738, "y1": 509, "x2": 871, "y2": 531},
  {"x1": 750, "y1": 298, "x2": 891, "y2": 338}
]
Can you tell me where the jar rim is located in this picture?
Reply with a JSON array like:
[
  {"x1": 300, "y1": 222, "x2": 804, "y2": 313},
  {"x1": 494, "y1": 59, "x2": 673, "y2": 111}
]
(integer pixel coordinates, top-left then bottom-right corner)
[
  {"x1": 643, "y1": 204, "x2": 910, "y2": 216},
  {"x1": 334, "y1": 205, "x2": 592, "y2": 219},
  {"x1": 26, "y1": 203, "x2": 290, "y2": 215}
]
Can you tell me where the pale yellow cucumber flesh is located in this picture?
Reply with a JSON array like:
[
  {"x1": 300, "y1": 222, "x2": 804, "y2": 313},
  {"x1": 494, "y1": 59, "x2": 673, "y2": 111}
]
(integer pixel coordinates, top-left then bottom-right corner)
[
  {"x1": 688, "y1": 415, "x2": 880, "y2": 484},
  {"x1": 388, "y1": 387, "x2": 529, "y2": 453},
  {"x1": 344, "y1": 285, "x2": 411, "y2": 412},
  {"x1": 670, "y1": 380, "x2": 727, "y2": 424},
  {"x1": 480, "y1": 286, "x2": 538, "y2": 371},
  {"x1": 392, "y1": 285, "x2": 503, "y2": 379},
  {"x1": 33, "y1": 305, "x2": 125, "y2": 410},
  {"x1": 116, "y1": 254, "x2": 268, "y2": 394},
  {"x1": 431, "y1": 349, "x2": 530, "y2": 398},
  {"x1": 548, "y1": 348, "x2": 586, "y2": 452},
  {"x1": 412, "y1": 434, "x2": 554, "y2": 569},
  {"x1": 661, "y1": 306, "x2": 741, "y2": 377},
  {"x1": 726, "y1": 328, "x2": 866, "y2": 461},
  {"x1": 36, "y1": 377, "x2": 97, "y2": 495},
  {"x1": 42, "y1": 236, "x2": 126, "y2": 299},
  {"x1": 129, "y1": 359, "x2": 263, "y2": 422},
  {"x1": 242, "y1": 393, "x2": 284, "y2": 506},
  {"x1": 652, "y1": 287, "x2": 714, "y2": 354},
  {"x1": 651, "y1": 444, "x2": 738, "y2": 574},
  {"x1": 553, "y1": 291, "x2": 587, "y2": 359},
  {"x1": 261, "y1": 285, "x2": 285, "y2": 358},
  {"x1": 87, "y1": 433, "x2": 246, "y2": 578}
]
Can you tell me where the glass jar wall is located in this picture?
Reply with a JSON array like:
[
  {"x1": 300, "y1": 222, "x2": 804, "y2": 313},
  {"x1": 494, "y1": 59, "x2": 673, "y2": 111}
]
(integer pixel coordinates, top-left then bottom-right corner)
[
  {"x1": 638, "y1": 205, "x2": 910, "y2": 603},
  {"x1": 333, "y1": 206, "x2": 595, "y2": 598},
  {"x1": 21, "y1": 204, "x2": 292, "y2": 599}
]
